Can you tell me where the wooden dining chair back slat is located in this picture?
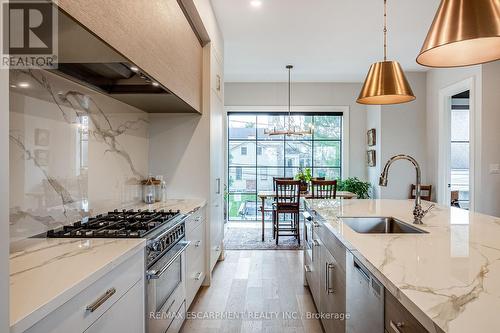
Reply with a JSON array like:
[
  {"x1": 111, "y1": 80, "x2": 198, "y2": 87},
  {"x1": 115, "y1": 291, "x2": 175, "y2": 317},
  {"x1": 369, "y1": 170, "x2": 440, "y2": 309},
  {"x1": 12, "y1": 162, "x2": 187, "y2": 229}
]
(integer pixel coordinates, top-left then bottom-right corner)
[
  {"x1": 272, "y1": 177, "x2": 294, "y2": 191},
  {"x1": 311, "y1": 180, "x2": 338, "y2": 199},
  {"x1": 275, "y1": 180, "x2": 301, "y2": 206},
  {"x1": 409, "y1": 184, "x2": 432, "y2": 201}
]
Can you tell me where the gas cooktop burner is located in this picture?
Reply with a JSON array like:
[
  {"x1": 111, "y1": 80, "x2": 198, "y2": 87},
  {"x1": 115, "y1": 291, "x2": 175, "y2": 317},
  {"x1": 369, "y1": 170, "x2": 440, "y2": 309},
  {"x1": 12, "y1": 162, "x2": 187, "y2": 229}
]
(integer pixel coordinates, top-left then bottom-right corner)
[{"x1": 46, "y1": 209, "x2": 182, "y2": 238}]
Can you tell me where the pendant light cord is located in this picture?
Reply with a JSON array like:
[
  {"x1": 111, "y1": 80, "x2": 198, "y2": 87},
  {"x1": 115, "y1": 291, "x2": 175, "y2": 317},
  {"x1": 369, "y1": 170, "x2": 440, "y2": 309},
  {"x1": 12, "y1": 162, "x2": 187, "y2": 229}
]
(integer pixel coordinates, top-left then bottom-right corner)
[
  {"x1": 383, "y1": 0, "x2": 387, "y2": 61},
  {"x1": 287, "y1": 65, "x2": 292, "y2": 129}
]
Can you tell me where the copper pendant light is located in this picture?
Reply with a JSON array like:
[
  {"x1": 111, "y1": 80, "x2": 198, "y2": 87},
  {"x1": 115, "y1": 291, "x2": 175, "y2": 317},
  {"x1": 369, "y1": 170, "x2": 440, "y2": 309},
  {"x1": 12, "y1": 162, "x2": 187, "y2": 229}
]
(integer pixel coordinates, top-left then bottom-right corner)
[
  {"x1": 417, "y1": 0, "x2": 500, "y2": 68},
  {"x1": 357, "y1": 0, "x2": 415, "y2": 105}
]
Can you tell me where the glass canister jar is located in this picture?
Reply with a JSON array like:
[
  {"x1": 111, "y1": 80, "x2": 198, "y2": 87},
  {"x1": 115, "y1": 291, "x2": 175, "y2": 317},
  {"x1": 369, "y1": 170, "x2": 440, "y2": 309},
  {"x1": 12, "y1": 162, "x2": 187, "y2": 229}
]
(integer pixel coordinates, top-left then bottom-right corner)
[
  {"x1": 142, "y1": 177, "x2": 155, "y2": 204},
  {"x1": 154, "y1": 177, "x2": 162, "y2": 202},
  {"x1": 155, "y1": 175, "x2": 167, "y2": 202}
]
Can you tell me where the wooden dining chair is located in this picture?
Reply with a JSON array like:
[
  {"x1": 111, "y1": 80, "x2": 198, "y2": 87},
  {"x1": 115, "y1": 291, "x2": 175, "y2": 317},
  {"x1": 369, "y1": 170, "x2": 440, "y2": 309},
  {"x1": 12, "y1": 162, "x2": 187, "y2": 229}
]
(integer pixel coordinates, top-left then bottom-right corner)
[
  {"x1": 272, "y1": 177, "x2": 293, "y2": 190},
  {"x1": 273, "y1": 179, "x2": 301, "y2": 245},
  {"x1": 409, "y1": 184, "x2": 432, "y2": 201},
  {"x1": 311, "y1": 180, "x2": 337, "y2": 199},
  {"x1": 265, "y1": 177, "x2": 294, "y2": 231}
]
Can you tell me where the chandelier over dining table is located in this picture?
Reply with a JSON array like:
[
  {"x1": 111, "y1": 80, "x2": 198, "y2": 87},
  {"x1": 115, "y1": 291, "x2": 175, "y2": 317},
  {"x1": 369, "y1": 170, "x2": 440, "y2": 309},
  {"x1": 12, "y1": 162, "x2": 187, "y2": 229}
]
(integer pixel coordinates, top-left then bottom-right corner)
[{"x1": 264, "y1": 65, "x2": 314, "y2": 137}]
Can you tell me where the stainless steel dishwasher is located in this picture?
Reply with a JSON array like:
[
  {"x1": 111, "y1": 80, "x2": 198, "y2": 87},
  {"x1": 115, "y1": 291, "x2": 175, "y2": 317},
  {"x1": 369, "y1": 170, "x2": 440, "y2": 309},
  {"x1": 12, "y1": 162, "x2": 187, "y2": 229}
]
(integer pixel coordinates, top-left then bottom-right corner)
[{"x1": 346, "y1": 251, "x2": 384, "y2": 333}]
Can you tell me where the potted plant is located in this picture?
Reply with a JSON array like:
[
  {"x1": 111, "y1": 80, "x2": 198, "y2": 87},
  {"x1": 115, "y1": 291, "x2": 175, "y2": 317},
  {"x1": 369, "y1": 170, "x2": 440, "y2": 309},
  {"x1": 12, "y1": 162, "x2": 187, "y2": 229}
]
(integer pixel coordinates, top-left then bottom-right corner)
[
  {"x1": 337, "y1": 177, "x2": 371, "y2": 199},
  {"x1": 295, "y1": 168, "x2": 312, "y2": 192}
]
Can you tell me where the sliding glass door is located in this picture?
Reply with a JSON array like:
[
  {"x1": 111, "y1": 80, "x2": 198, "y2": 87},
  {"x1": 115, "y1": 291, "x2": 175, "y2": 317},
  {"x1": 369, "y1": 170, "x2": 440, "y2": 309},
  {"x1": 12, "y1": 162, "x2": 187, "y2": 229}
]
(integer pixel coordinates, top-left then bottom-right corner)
[{"x1": 227, "y1": 113, "x2": 343, "y2": 221}]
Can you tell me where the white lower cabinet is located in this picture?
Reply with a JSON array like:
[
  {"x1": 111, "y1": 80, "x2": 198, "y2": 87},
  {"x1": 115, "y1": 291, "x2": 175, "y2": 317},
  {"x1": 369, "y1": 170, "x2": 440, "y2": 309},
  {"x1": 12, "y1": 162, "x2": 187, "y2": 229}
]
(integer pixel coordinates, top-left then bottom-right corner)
[
  {"x1": 24, "y1": 250, "x2": 145, "y2": 333},
  {"x1": 166, "y1": 302, "x2": 186, "y2": 333},
  {"x1": 85, "y1": 280, "x2": 144, "y2": 333},
  {"x1": 185, "y1": 206, "x2": 206, "y2": 309}
]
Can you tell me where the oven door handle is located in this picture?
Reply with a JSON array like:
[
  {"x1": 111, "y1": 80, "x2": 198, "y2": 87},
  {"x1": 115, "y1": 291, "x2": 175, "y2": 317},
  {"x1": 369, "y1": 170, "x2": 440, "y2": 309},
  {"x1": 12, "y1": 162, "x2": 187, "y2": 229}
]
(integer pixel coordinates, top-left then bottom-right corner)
[{"x1": 146, "y1": 241, "x2": 190, "y2": 280}]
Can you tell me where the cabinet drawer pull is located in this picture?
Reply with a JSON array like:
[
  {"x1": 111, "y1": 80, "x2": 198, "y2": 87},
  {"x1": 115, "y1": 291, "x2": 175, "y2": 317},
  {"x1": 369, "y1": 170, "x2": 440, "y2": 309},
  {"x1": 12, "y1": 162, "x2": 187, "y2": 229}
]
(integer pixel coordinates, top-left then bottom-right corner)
[
  {"x1": 195, "y1": 240, "x2": 201, "y2": 247},
  {"x1": 86, "y1": 288, "x2": 116, "y2": 313},
  {"x1": 304, "y1": 265, "x2": 311, "y2": 273},
  {"x1": 325, "y1": 263, "x2": 335, "y2": 294},
  {"x1": 390, "y1": 321, "x2": 405, "y2": 333},
  {"x1": 195, "y1": 272, "x2": 203, "y2": 280},
  {"x1": 216, "y1": 246, "x2": 221, "y2": 252},
  {"x1": 313, "y1": 240, "x2": 320, "y2": 247},
  {"x1": 313, "y1": 222, "x2": 320, "y2": 228}
]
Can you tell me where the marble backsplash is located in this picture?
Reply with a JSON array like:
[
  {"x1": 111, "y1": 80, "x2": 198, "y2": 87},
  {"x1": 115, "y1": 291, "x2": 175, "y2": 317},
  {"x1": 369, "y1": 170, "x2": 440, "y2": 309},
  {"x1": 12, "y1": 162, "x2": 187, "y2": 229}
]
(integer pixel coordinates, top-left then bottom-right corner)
[{"x1": 9, "y1": 69, "x2": 149, "y2": 243}]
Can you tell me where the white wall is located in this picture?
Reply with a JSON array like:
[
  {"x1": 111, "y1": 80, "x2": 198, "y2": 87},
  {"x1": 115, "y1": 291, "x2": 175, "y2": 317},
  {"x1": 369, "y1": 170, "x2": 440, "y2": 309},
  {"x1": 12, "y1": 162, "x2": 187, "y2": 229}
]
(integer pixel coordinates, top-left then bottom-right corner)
[
  {"x1": 366, "y1": 105, "x2": 381, "y2": 198},
  {"x1": 377, "y1": 72, "x2": 428, "y2": 200},
  {"x1": 225, "y1": 82, "x2": 368, "y2": 181},
  {"x1": 1, "y1": 68, "x2": 9, "y2": 333},
  {"x1": 479, "y1": 62, "x2": 500, "y2": 217}
]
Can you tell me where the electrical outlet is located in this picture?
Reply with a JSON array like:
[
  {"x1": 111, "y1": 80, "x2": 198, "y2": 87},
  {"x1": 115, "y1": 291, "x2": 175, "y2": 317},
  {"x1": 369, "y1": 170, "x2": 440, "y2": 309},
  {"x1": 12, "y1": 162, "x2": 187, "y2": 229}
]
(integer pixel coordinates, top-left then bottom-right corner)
[{"x1": 489, "y1": 164, "x2": 500, "y2": 174}]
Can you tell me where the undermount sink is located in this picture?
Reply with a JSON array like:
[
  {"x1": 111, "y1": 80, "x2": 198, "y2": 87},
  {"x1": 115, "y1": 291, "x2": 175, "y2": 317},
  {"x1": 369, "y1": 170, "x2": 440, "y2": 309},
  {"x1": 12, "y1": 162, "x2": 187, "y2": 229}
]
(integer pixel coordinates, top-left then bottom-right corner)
[{"x1": 339, "y1": 217, "x2": 428, "y2": 234}]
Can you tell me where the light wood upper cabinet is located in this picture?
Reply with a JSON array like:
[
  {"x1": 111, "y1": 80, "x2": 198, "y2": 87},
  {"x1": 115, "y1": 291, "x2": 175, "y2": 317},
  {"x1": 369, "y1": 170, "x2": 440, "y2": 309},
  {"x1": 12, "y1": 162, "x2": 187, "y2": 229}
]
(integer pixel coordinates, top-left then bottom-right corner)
[{"x1": 57, "y1": 0, "x2": 203, "y2": 112}]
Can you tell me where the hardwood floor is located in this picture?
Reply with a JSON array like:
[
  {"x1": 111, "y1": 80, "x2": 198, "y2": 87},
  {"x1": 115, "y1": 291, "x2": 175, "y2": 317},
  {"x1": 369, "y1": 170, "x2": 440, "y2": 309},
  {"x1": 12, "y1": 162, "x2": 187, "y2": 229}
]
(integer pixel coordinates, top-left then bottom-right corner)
[{"x1": 181, "y1": 250, "x2": 324, "y2": 333}]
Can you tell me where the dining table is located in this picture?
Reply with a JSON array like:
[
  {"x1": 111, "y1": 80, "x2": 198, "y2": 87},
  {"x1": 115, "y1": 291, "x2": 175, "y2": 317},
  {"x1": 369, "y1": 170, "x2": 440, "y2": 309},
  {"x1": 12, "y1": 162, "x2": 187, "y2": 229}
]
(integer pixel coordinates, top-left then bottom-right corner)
[{"x1": 257, "y1": 190, "x2": 357, "y2": 241}]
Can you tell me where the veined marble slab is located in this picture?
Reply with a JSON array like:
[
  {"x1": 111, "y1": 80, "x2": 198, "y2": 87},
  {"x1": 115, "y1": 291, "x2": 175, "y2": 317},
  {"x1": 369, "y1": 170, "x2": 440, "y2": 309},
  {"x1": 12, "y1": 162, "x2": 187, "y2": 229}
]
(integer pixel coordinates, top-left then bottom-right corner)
[
  {"x1": 9, "y1": 238, "x2": 145, "y2": 333},
  {"x1": 88, "y1": 198, "x2": 207, "y2": 216},
  {"x1": 305, "y1": 198, "x2": 500, "y2": 333},
  {"x1": 129, "y1": 198, "x2": 207, "y2": 214}
]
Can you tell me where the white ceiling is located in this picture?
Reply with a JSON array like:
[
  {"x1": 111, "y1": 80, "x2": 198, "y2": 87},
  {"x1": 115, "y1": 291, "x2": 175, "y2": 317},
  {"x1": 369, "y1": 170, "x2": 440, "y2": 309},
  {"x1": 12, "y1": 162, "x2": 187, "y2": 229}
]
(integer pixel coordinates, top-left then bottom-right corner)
[{"x1": 211, "y1": 0, "x2": 440, "y2": 82}]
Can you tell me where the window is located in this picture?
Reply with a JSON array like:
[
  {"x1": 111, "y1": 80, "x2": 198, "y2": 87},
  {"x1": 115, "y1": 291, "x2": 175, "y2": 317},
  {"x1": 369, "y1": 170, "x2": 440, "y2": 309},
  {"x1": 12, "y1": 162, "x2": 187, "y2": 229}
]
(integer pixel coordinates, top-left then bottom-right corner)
[
  {"x1": 261, "y1": 167, "x2": 268, "y2": 180},
  {"x1": 227, "y1": 113, "x2": 343, "y2": 221},
  {"x1": 235, "y1": 167, "x2": 243, "y2": 180}
]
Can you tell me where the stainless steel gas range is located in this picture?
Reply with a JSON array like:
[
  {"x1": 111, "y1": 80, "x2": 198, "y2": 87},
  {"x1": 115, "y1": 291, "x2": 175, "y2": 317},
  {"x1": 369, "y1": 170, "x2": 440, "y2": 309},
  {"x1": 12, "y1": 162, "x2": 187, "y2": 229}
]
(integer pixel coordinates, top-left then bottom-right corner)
[{"x1": 45, "y1": 209, "x2": 190, "y2": 333}]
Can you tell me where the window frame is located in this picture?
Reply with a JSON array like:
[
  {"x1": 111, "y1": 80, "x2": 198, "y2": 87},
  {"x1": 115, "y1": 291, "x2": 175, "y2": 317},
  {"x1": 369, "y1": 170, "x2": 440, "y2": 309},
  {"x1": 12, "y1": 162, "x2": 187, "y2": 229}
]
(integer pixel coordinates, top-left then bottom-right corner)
[{"x1": 226, "y1": 107, "x2": 349, "y2": 221}]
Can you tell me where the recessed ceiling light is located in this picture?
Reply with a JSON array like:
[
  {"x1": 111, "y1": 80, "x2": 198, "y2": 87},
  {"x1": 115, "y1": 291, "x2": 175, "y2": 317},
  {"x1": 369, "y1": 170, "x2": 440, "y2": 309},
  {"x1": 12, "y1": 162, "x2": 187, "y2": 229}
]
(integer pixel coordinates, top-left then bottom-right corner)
[
  {"x1": 152, "y1": 82, "x2": 160, "y2": 87},
  {"x1": 18, "y1": 82, "x2": 30, "y2": 88},
  {"x1": 250, "y1": 0, "x2": 262, "y2": 8},
  {"x1": 130, "y1": 66, "x2": 139, "y2": 72}
]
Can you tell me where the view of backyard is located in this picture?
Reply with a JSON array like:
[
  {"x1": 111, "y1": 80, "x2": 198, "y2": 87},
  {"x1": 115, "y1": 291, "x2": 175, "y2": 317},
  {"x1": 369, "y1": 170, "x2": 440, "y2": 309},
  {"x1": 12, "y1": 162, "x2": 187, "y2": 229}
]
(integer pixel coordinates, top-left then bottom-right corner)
[{"x1": 227, "y1": 113, "x2": 343, "y2": 221}]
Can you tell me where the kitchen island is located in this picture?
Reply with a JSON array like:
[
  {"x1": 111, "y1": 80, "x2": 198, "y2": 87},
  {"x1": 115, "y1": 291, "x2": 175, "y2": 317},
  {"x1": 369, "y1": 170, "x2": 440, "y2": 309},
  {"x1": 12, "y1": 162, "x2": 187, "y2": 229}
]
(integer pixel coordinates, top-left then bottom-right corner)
[{"x1": 305, "y1": 198, "x2": 500, "y2": 333}]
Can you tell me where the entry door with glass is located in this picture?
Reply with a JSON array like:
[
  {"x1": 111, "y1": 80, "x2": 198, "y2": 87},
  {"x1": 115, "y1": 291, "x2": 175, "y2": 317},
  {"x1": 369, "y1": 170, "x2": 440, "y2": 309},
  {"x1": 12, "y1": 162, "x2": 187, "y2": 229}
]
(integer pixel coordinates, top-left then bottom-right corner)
[{"x1": 449, "y1": 91, "x2": 470, "y2": 210}]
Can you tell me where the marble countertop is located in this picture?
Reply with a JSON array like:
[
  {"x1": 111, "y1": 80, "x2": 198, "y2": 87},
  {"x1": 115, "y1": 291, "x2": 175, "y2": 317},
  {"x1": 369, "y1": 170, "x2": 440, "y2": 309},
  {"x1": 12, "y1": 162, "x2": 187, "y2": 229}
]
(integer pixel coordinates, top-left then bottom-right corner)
[
  {"x1": 126, "y1": 198, "x2": 207, "y2": 214},
  {"x1": 305, "y1": 198, "x2": 500, "y2": 333},
  {"x1": 86, "y1": 198, "x2": 207, "y2": 217},
  {"x1": 9, "y1": 198, "x2": 205, "y2": 332},
  {"x1": 10, "y1": 238, "x2": 145, "y2": 333}
]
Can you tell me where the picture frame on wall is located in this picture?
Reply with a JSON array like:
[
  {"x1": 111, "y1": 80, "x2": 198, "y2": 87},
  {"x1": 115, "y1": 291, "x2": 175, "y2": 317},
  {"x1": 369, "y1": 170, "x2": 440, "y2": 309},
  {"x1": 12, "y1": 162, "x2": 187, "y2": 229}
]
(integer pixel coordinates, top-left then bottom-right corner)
[
  {"x1": 367, "y1": 150, "x2": 376, "y2": 167},
  {"x1": 367, "y1": 128, "x2": 376, "y2": 146},
  {"x1": 35, "y1": 128, "x2": 50, "y2": 146}
]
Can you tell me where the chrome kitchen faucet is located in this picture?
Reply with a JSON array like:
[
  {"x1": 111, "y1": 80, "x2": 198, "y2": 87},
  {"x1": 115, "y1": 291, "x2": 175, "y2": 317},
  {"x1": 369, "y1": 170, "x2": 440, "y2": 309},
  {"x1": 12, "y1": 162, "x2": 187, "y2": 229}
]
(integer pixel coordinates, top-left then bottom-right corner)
[{"x1": 379, "y1": 154, "x2": 434, "y2": 224}]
